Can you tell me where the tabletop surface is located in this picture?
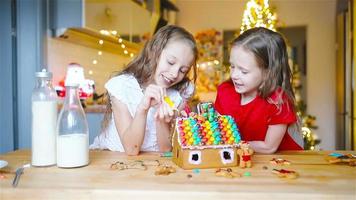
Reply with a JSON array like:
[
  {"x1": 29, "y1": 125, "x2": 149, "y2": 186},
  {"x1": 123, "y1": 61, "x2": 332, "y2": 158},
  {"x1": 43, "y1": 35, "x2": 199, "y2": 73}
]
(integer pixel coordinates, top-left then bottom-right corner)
[{"x1": 0, "y1": 150, "x2": 355, "y2": 200}]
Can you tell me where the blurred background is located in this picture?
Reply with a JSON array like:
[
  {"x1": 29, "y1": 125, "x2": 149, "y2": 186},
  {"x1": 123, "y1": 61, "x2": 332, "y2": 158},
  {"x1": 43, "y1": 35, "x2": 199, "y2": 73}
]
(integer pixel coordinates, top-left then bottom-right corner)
[{"x1": 1, "y1": 0, "x2": 355, "y2": 153}]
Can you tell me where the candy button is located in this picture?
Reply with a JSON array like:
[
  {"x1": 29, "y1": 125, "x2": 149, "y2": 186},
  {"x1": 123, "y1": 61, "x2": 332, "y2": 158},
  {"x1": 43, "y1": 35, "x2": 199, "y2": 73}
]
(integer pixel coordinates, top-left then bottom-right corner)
[{"x1": 243, "y1": 172, "x2": 251, "y2": 177}]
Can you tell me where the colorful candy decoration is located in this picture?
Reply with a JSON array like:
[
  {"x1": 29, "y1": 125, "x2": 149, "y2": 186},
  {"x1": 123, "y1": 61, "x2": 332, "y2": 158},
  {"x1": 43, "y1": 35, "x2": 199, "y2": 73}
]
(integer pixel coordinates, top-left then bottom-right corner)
[{"x1": 176, "y1": 103, "x2": 241, "y2": 147}]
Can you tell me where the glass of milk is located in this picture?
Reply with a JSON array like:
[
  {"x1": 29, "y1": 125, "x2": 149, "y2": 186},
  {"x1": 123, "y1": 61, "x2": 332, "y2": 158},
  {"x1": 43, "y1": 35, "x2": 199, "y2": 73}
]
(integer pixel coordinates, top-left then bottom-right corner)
[
  {"x1": 31, "y1": 69, "x2": 58, "y2": 167},
  {"x1": 56, "y1": 63, "x2": 89, "y2": 168}
]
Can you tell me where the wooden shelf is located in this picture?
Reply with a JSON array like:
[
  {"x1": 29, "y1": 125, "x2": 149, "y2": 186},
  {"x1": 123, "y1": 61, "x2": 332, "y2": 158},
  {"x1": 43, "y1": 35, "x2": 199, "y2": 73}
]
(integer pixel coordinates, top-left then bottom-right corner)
[{"x1": 56, "y1": 27, "x2": 142, "y2": 57}]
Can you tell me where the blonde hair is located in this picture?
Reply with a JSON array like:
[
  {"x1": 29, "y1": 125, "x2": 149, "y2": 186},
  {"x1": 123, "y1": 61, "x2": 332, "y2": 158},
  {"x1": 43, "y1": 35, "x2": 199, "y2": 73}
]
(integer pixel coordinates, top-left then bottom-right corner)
[
  {"x1": 231, "y1": 27, "x2": 295, "y2": 108},
  {"x1": 102, "y1": 25, "x2": 198, "y2": 131}
]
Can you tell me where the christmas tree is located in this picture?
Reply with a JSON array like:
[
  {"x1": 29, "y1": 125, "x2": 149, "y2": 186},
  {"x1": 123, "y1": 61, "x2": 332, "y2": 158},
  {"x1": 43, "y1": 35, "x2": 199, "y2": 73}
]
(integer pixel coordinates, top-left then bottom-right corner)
[
  {"x1": 289, "y1": 53, "x2": 320, "y2": 150},
  {"x1": 240, "y1": 0, "x2": 277, "y2": 34}
]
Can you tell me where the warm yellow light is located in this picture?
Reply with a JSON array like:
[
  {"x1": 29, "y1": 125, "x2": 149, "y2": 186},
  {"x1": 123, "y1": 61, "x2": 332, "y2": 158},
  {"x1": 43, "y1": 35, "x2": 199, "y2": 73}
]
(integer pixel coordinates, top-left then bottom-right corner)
[
  {"x1": 99, "y1": 40, "x2": 104, "y2": 45},
  {"x1": 100, "y1": 30, "x2": 110, "y2": 35},
  {"x1": 92, "y1": 60, "x2": 97, "y2": 65},
  {"x1": 124, "y1": 50, "x2": 128, "y2": 54},
  {"x1": 240, "y1": 0, "x2": 277, "y2": 34},
  {"x1": 98, "y1": 51, "x2": 102, "y2": 55},
  {"x1": 111, "y1": 30, "x2": 117, "y2": 35}
]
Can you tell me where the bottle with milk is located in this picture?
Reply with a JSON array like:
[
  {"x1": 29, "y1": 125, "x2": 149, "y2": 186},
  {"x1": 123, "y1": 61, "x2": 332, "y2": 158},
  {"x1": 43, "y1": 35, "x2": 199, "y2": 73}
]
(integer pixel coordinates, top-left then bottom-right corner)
[
  {"x1": 31, "y1": 69, "x2": 58, "y2": 167},
  {"x1": 57, "y1": 63, "x2": 89, "y2": 168}
]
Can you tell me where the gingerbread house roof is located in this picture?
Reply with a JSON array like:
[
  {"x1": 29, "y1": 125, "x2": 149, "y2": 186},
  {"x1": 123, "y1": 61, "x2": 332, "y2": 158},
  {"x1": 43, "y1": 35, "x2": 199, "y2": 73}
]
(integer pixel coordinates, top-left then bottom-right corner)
[{"x1": 175, "y1": 103, "x2": 241, "y2": 150}]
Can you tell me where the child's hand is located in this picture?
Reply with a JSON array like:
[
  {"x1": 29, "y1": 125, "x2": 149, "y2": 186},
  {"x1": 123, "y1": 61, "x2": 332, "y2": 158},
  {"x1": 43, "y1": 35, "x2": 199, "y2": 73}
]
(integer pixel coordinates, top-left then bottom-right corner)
[
  {"x1": 154, "y1": 101, "x2": 175, "y2": 123},
  {"x1": 139, "y1": 84, "x2": 165, "y2": 111}
]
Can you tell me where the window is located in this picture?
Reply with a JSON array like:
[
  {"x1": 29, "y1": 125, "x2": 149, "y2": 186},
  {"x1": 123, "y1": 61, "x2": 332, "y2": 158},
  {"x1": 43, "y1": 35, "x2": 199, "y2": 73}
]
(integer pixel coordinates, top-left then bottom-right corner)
[
  {"x1": 220, "y1": 149, "x2": 234, "y2": 164},
  {"x1": 188, "y1": 151, "x2": 202, "y2": 165}
]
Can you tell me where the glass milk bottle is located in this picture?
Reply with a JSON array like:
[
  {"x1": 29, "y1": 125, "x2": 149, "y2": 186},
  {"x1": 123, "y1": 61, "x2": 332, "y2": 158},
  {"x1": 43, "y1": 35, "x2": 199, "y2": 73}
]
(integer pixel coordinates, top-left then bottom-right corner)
[
  {"x1": 31, "y1": 69, "x2": 57, "y2": 166},
  {"x1": 57, "y1": 70, "x2": 89, "y2": 168}
]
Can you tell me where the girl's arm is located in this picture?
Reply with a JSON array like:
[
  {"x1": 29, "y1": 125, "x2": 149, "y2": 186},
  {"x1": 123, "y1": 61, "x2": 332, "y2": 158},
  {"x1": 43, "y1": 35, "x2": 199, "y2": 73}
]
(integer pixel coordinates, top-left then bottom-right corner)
[
  {"x1": 111, "y1": 97, "x2": 148, "y2": 155},
  {"x1": 112, "y1": 84, "x2": 163, "y2": 155},
  {"x1": 155, "y1": 119, "x2": 173, "y2": 152},
  {"x1": 248, "y1": 124, "x2": 287, "y2": 154}
]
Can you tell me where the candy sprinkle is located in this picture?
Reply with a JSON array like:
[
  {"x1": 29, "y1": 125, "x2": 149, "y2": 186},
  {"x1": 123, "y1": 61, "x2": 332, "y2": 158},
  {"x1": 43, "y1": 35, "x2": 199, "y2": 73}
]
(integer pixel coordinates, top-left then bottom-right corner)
[{"x1": 243, "y1": 171, "x2": 251, "y2": 177}]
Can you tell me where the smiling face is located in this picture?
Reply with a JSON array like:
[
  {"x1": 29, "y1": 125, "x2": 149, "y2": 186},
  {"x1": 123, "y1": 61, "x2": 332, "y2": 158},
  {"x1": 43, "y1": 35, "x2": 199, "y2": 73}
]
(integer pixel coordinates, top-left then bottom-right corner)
[
  {"x1": 153, "y1": 40, "x2": 194, "y2": 88},
  {"x1": 229, "y1": 46, "x2": 263, "y2": 101}
]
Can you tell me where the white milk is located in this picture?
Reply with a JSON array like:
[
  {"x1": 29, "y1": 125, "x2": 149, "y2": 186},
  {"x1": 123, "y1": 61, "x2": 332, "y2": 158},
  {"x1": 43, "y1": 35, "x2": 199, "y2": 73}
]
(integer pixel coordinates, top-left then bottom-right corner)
[
  {"x1": 31, "y1": 101, "x2": 57, "y2": 166},
  {"x1": 57, "y1": 133, "x2": 89, "y2": 168}
]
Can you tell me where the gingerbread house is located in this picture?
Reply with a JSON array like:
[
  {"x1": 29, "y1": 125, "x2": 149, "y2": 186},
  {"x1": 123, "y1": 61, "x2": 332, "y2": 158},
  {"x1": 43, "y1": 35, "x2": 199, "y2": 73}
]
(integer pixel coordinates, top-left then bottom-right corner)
[{"x1": 172, "y1": 103, "x2": 241, "y2": 169}]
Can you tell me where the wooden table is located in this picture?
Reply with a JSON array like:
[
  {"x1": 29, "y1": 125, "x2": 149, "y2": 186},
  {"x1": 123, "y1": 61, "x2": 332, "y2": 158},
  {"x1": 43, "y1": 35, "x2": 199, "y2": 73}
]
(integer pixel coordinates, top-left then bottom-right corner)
[{"x1": 0, "y1": 150, "x2": 355, "y2": 199}]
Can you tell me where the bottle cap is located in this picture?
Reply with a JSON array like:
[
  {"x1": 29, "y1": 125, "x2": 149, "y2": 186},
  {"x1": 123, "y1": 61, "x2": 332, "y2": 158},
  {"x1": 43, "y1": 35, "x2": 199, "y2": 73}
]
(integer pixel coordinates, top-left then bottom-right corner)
[
  {"x1": 65, "y1": 63, "x2": 85, "y2": 87},
  {"x1": 35, "y1": 69, "x2": 52, "y2": 78}
]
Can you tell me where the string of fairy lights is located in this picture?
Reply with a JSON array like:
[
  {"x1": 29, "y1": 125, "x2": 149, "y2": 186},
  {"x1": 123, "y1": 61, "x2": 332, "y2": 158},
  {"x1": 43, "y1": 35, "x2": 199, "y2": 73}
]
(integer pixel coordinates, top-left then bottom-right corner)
[
  {"x1": 99, "y1": 29, "x2": 135, "y2": 58},
  {"x1": 89, "y1": 30, "x2": 135, "y2": 75}
]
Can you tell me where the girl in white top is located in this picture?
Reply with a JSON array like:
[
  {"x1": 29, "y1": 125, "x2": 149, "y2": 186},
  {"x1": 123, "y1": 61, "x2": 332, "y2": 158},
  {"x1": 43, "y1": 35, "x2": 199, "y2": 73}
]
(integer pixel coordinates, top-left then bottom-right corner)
[{"x1": 90, "y1": 25, "x2": 198, "y2": 155}]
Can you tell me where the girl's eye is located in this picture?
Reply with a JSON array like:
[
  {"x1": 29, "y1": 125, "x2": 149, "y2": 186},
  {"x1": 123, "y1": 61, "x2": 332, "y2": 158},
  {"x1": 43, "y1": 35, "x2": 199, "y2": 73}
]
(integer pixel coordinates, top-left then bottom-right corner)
[
  {"x1": 230, "y1": 65, "x2": 235, "y2": 69},
  {"x1": 167, "y1": 61, "x2": 174, "y2": 65},
  {"x1": 179, "y1": 69, "x2": 188, "y2": 74}
]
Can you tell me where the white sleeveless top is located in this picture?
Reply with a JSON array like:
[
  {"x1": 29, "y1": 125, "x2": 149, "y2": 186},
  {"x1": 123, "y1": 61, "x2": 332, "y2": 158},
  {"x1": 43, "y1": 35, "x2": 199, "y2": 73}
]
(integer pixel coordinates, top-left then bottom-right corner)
[{"x1": 90, "y1": 74, "x2": 193, "y2": 152}]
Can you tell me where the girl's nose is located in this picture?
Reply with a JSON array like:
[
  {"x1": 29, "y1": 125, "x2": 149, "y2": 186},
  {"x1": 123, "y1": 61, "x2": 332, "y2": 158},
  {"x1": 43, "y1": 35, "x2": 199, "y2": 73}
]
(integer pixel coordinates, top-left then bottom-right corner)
[
  {"x1": 230, "y1": 69, "x2": 239, "y2": 79},
  {"x1": 170, "y1": 67, "x2": 179, "y2": 78}
]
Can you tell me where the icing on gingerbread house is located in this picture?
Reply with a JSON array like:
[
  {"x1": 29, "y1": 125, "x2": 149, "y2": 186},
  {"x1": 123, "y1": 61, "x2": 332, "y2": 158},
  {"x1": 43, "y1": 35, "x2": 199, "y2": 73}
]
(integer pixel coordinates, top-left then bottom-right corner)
[{"x1": 172, "y1": 103, "x2": 241, "y2": 169}]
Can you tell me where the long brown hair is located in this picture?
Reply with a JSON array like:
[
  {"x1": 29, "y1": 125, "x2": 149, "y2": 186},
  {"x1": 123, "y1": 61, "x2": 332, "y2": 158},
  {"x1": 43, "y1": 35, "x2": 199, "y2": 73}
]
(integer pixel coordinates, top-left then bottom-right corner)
[
  {"x1": 102, "y1": 25, "x2": 198, "y2": 131},
  {"x1": 231, "y1": 27, "x2": 295, "y2": 106}
]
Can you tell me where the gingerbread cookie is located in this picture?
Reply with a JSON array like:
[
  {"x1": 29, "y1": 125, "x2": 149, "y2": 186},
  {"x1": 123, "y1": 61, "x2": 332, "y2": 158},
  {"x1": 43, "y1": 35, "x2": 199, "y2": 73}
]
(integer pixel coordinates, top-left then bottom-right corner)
[
  {"x1": 215, "y1": 168, "x2": 241, "y2": 178},
  {"x1": 155, "y1": 165, "x2": 176, "y2": 176},
  {"x1": 272, "y1": 169, "x2": 298, "y2": 179},
  {"x1": 270, "y1": 158, "x2": 291, "y2": 165},
  {"x1": 237, "y1": 141, "x2": 254, "y2": 168},
  {"x1": 326, "y1": 153, "x2": 356, "y2": 166}
]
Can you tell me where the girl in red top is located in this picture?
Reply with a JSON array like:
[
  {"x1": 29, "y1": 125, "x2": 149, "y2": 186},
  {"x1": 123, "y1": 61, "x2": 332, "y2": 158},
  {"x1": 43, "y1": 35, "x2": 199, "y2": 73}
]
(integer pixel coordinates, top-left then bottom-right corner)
[{"x1": 215, "y1": 27, "x2": 303, "y2": 153}]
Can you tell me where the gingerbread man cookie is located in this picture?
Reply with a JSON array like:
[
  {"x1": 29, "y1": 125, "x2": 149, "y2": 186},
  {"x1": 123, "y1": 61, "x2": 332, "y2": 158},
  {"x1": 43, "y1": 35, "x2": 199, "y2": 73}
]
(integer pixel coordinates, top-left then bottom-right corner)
[
  {"x1": 272, "y1": 169, "x2": 299, "y2": 179},
  {"x1": 326, "y1": 153, "x2": 356, "y2": 166},
  {"x1": 215, "y1": 168, "x2": 241, "y2": 178},
  {"x1": 270, "y1": 158, "x2": 291, "y2": 165},
  {"x1": 155, "y1": 165, "x2": 176, "y2": 176},
  {"x1": 237, "y1": 141, "x2": 254, "y2": 168}
]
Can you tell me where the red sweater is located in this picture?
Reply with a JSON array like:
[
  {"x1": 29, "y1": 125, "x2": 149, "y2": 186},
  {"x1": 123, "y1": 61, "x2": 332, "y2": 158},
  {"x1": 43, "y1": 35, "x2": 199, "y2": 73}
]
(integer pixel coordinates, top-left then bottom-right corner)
[{"x1": 215, "y1": 81, "x2": 303, "y2": 151}]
